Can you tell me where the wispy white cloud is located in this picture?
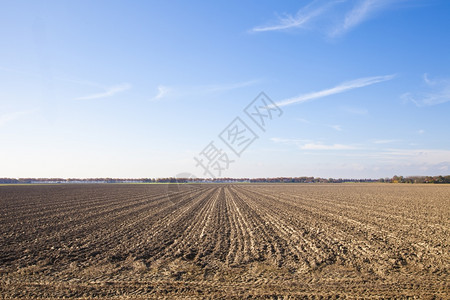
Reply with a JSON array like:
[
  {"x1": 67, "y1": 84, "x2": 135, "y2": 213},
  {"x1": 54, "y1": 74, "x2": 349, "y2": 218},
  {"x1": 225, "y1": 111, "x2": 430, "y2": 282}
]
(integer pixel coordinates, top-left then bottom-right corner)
[
  {"x1": 273, "y1": 137, "x2": 449, "y2": 164},
  {"x1": 331, "y1": 0, "x2": 396, "y2": 37},
  {"x1": 250, "y1": 0, "x2": 402, "y2": 37},
  {"x1": 76, "y1": 83, "x2": 131, "y2": 100},
  {"x1": 321, "y1": 148, "x2": 450, "y2": 168},
  {"x1": 150, "y1": 80, "x2": 260, "y2": 101},
  {"x1": 329, "y1": 125, "x2": 343, "y2": 131},
  {"x1": 250, "y1": 0, "x2": 339, "y2": 33},
  {"x1": 417, "y1": 129, "x2": 425, "y2": 135},
  {"x1": 271, "y1": 137, "x2": 309, "y2": 145},
  {"x1": 274, "y1": 74, "x2": 395, "y2": 108},
  {"x1": 270, "y1": 136, "x2": 450, "y2": 176},
  {"x1": 372, "y1": 139, "x2": 398, "y2": 144},
  {"x1": 0, "y1": 66, "x2": 132, "y2": 101},
  {"x1": 371, "y1": 148, "x2": 450, "y2": 165},
  {"x1": 268, "y1": 136, "x2": 450, "y2": 176},
  {"x1": 296, "y1": 118, "x2": 311, "y2": 124},
  {"x1": 402, "y1": 73, "x2": 450, "y2": 107},
  {"x1": 0, "y1": 110, "x2": 33, "y2": 128},
  {"x1": 271, "y1": 137, "x2": 357, "y2": 150},
  {"x1": 423, "y1": 73, "x2": 434, "y2": 85},
  {"x1": 300, "y1": 142, "x2": 356, "y2": 150},
  {"x1": 294, "y1": 119, "x2": 343, "y2": 132},
  {"x1": 150, "y1": 85, "x2": 171, "y2": 101}
]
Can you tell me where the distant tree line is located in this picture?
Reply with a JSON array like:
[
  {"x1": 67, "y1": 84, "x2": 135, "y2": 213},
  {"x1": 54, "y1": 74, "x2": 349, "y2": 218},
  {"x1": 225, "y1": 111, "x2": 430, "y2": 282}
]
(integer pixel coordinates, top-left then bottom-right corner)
[
  {"x1": 0, "y1": 178, "x2": 152, "y2": 184},
  {"x1": 1, "y1": 175, "x2": 449, "y2": 184},
  {"x1": 380, "y1": 175, "x2": 450, "y2": 184}
]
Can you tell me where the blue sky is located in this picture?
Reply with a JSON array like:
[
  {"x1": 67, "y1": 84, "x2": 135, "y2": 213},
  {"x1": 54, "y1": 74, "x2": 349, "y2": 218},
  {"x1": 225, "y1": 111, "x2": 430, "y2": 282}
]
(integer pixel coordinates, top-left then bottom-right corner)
[{"x1": 1, "y1": 0, "x2": 449, "y2": 179}]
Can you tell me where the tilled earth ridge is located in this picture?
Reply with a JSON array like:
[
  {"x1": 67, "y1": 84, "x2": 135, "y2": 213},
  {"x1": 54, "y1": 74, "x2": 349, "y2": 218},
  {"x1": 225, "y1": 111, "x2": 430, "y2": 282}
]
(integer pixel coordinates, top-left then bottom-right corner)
[{"x1": 0, "y1": 183, "x2": 448, "y2": 298}]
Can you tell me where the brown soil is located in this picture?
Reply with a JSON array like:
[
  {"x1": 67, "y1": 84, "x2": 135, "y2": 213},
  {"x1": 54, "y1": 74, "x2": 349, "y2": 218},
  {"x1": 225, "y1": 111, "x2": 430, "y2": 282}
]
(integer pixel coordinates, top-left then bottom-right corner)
[{"x1": 0, "y1": 183, "x2": 448, "y2": 298}]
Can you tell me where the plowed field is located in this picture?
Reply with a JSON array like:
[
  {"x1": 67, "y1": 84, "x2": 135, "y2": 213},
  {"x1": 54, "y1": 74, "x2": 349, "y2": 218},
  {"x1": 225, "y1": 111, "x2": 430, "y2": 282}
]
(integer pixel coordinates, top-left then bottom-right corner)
[{"x1": 0, "y1": 184, "x2": 448, "y2": 298}]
